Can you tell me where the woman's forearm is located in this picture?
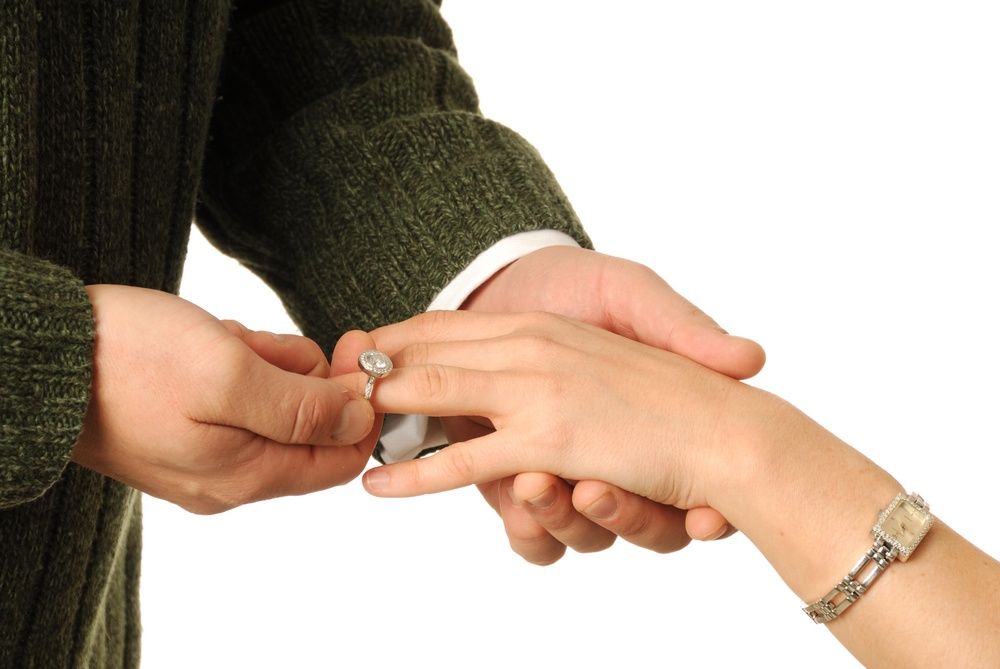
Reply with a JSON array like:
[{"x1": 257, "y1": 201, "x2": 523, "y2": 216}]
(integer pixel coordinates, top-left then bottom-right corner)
[{"x1": 723, "y1": 392, "x2": 1000, "y2": 667}]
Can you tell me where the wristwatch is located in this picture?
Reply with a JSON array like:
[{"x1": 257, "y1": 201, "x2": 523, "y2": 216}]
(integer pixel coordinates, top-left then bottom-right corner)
[
  {"x1": 873, "y1": 493, "x2": 934, "y2": 561},
  {"x1": 803, "y1": 492, "x2": 934, "y2": 624}
]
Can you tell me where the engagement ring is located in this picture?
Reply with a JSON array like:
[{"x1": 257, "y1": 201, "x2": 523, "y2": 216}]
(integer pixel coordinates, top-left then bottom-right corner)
[{"x1": 358, "y1": 350, "x2": 393, "y2": 400}]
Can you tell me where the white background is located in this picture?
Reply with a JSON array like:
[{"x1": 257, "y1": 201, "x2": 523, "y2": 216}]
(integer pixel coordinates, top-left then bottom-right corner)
[{"x1": 142, "y1": 2, "x2": 1000, "y2": 667}]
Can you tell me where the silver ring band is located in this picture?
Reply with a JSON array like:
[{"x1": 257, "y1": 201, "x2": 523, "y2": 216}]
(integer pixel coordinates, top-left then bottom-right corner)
[{"x1": 358, "y1": 350, "x2": 393, "y2": 401}]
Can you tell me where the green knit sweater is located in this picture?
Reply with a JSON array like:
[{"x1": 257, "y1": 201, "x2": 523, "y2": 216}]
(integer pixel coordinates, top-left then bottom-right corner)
[{"x1": 0, "y1": 1, "x2": 588, "y2": 666}]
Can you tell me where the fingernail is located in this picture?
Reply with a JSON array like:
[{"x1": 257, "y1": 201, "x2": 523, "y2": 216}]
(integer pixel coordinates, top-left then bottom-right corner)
[
  {"x1": 332, "y1": 399, "x2": 372, "y2": 442},
  {"x1": 365, "y1": 469, "x2": 390, "y2": 492},
  {"x1": 525, "y1": 486, "x2": 556, "y2": 510},
  {"x1": 584, "y1": 493, "x2": 617, "y2": 520}
]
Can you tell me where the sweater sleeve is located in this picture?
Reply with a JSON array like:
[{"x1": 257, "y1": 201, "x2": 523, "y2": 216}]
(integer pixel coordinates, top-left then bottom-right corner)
[
  {"x1": 197, "y1": 0, "x2": 591, "y2": 353},
  {"x1": 0, "y1": 248, "x2": 93, "y2": 509}
]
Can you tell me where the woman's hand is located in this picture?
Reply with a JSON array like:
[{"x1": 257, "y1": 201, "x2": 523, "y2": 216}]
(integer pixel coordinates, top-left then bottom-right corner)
[
  {"x1": 343, "y1": 310, "x2": 767, "y2": 513},
  {"x1": 73, "y1": 285, "x2": 377, "y2": 514},
  {"x1": 458, "y1": 247, "x2": 762, "y2": 559},
  {"x1": 341, "y1": 311, "x2": 1000, "y2": 669}
]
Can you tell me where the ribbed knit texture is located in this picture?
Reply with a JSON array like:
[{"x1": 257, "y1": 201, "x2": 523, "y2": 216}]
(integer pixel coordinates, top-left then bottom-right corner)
[
  {"x1": 0, "y1": 251, "x2": 93, "y2": 507},
  {"x1": 198, "y1": 0, "x2": 590, "y2": 352},
  {"x1": 1, "y1": 1, "x2": 588, "y2": 666}
]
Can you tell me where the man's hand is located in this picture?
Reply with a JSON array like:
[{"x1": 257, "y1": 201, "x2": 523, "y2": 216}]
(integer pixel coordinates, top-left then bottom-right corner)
[
  {"x1": 457, "y1": 246, "x2": 764, "y2": 563},
  {"x1": 73, "y1": 285, "x2": 377, "y2": 514}
]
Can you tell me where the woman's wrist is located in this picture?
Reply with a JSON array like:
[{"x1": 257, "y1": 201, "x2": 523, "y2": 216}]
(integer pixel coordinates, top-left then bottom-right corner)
[
  {"x1": 712, "y1": 387, "x2": 903, "y2": 600},
  {"x1": 701, "y1": 386, "x2": 802, "y2": 519}
]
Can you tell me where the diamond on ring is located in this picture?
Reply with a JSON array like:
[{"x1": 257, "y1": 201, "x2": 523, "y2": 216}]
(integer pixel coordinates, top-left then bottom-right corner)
[{"x1": 359, "y1": 350, "x2": 393, "y2": 400}]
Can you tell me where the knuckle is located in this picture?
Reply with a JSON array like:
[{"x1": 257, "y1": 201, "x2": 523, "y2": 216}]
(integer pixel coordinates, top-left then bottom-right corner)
[
  {"x1": 294, "y1": 337, "x2": 329, "y2": 375},
  {"x1": 176, "y1": 480, "x2": 240, "y2": 516},
  {"x1": 532, "y1": 505, "x2": 576, "y2": 532},
  {"x1": 219, "y1": 319, "x2": 249, "y2": 337},
  {"x1": 405, "y1": 461, "x2": 426, "y2": 492},
  {"x1": 616, "y1": 506, "x2": 653, "y2": 540},
  {"x1": 618, "y1": 508, "x2": 689, "y2": 554},
  {"x1": 636, "y1": 262, "x2": 658, "y2": 280},
  {"x1": 531, "y1": 367, "x2": 563, "y2": 398},
  {"x1": 413, "y1": 364, "x2": 451, "y2": 401},
  {"x1": 544, "y1": 516, "x2": 579, "y2": 538},
  {"x1": 546, "y1": 412, "x2": 574, "y2": 450},
  {"x1": 514, "y1": 537, "x2": 565, "y2": 566},
  {"x1": 508, "y1": 519, "x2": 551, "y2": 544},
  {"x1": 514, "y1": 333, "x2": 558, "y2": 362},
  {"x1": 506, "y1": 362, "x2": 572, "y2": 426},
  {"x1": 179, "y1": 500, "x2": 220, "y2": 515},
  {"x1": 211, "y1": 490, "x2": 247, "y2": 515},
  {"x1": 506, "y1": 520, "x2": 564, "y2": 565},
  {"x1": 516, "y1": 311, "x2": 565, "y2": 335},
  {"x1": 516, "y1": 310, "x2": 550, "y2": 328},
  {"x1": 623, "y1": 258, "x2": 657, "y2": 282},
  {"x1": 397, "y1": 341, "x2": 431, "y2": 367},
  {"x1": 441, "y1": 445, "x2": 478, "y2": 483},
  {"x1": 417, "y1": 309, "x2": 454, "y2": 339},
  {"x1": 221, "y1": 337, "x2": 254, "y2": 370},
  {"x1": 206, "y1": 343, "x2": 253, "y2": 398},
  {"x1": 289, "y1": 392, "x2": 329, "y2": 444},
  {"x1": 517, "y1": 375, "x2": 569, "y2": 441}
]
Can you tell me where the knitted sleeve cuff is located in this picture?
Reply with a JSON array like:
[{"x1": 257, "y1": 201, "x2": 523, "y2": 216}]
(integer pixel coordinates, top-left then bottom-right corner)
[
  {"x1": 200, "y1": 110, "x2": 591, "y2": 353},
  {"x1": 0, "y1": 249, "x2": 94, "y2": 508}
]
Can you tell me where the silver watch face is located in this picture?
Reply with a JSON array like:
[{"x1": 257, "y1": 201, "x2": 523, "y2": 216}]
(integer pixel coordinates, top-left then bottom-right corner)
[{"x1": 873, "y1": 493, "x2": 933, "y2": 561}]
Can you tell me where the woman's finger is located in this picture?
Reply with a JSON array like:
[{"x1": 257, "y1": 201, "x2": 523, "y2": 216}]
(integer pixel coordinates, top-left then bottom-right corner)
[
  {"x1": 572, "y1": 481, "x2": 692, "y2": 554},
  {"x1": 363, "y1": 432, "x2": 521, "y2": 496},
  {"x1": 450, "y1": 416, "x2": 608, "y2": 565},
  {"x1": 389, "y1": 328, "x2": 607, "y2": 376},
  {"x1": 333, "y1": 365, "x2": 518, "y2": 419},
  {"x1": 391, "y1": 337, "x2": 526, "y2": 372},
  {"x1": 370, "y1": 310, "x2": 569, "y2": 357}
]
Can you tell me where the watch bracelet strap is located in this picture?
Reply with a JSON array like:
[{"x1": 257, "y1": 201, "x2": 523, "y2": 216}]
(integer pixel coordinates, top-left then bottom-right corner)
[
  {"x1": 803, "y1": 540, "x2": 898, "y2": 624},
  {"x1": 803, "y1": 492, "x2": 931, "y2": 624}
]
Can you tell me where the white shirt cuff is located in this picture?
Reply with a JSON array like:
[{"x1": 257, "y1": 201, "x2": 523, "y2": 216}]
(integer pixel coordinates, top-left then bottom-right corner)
[{"x1": 378, "y1": 230, "x2": 581, "y2": 463}]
